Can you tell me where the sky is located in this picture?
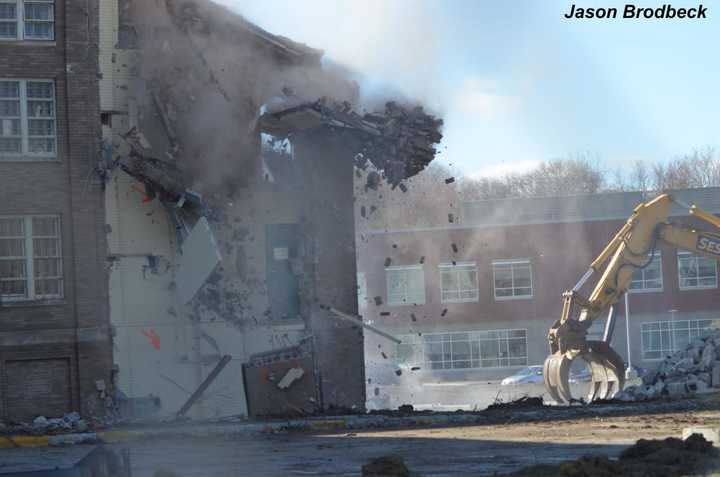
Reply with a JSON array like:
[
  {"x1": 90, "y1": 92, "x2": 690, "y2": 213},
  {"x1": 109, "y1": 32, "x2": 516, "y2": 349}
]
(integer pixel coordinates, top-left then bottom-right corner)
[{"x1": 219, "y1": 0, "x2": 720, "y2": 179}]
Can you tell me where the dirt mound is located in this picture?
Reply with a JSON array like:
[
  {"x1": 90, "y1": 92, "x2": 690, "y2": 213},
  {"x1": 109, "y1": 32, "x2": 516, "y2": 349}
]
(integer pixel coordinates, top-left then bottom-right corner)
[
  {"x1": 362, "y1": 455, "x2": 410, "y2": 476},
  {"x1": 504, "y1": 434, "x2": 720, "y2": 476}
]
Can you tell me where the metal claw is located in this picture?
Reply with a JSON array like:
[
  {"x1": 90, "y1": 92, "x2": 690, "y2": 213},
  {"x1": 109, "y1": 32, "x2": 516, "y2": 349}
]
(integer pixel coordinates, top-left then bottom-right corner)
[{"x1": 543, "y1": 341, "x2": 625, "y2": 404}]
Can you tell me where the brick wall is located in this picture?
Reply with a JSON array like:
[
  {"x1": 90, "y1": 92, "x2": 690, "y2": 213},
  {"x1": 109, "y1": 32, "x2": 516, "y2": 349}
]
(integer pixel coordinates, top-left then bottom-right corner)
[{"x1": 0, "y1": 0, "x2": 112, "y2": 421}]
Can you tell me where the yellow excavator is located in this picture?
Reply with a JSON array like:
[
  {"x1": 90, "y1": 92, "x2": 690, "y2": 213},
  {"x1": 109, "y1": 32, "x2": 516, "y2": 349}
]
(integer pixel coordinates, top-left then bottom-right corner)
[{"x1": 544, "y1": 193, "x2": 720, "y2": 404}]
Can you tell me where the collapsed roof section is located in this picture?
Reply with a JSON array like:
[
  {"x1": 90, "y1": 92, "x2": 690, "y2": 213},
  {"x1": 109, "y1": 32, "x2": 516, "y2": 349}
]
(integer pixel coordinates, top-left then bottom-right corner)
[{"x1": 259, "y1": 98, "x2": 444, "y2": 186}]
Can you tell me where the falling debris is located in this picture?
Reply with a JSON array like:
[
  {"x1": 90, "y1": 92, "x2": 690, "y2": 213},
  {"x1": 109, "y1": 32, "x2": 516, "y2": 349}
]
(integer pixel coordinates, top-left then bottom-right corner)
[
  {"x1": 381, "y1": 352, "x2": 388, "y2": 359},
  {"x1": 451, "y1": 243, "x2": 458, "y2": 253},
  {"x1": 448, "y1": 213, "x2": 454, "y2": 223},
  {"x1": 394, "y1": 369, "x2": 402, "y2": 377},
  {"x1": 419, "y1": 256, "x2": 426, "y2": 264},
  {"x1": 277, "y1": 367, "x2": 305, "y2": 389},
  {"x1": 384, "y1": 257, "x2": 393, "y2": 267},
  {"x1": 374, "y1": 296, "x2": 383, "y2": 306},
  {"x1": 441, "y1": 308, "x2": 448, "y2": 317},
  {"x1": 444, "y1": 177, "x2": 455, "y2": 184},
  {"x1": 398, "y1": 183, "x2": 408, "y2": 193},
  {"x1": 260, "y1": 99, "x2": 443, "y2": 186},
  {"x1": 410, "y1": 313, "x2": 417, "y2": 322},
  {"x1": 380, "y1": 311, "x2": 390, "y2": 316}
]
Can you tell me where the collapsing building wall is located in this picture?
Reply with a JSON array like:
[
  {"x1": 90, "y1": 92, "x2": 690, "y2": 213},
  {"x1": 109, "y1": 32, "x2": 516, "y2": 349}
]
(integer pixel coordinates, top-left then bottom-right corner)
[{"x1": 101, "y1": 0, "x2": 442, "y2": 418}]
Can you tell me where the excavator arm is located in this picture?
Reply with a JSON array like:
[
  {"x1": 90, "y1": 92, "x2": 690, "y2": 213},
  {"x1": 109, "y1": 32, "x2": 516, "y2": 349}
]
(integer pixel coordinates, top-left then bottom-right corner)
[{"x1": 544, "y1": 193, "x2": 720, "y2": 403}]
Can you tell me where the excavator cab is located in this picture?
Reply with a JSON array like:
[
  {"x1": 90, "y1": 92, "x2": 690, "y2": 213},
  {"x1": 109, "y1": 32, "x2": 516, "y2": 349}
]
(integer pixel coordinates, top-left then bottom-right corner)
[{"x1": 544, "y1": 193, "x2": 720, "y2": 403}]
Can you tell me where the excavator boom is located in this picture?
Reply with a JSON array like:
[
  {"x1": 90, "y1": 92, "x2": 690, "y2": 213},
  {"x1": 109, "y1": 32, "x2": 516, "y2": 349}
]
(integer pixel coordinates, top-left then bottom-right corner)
[{"x1": 544, "y1": 193, "x2": 720, "y2": 403}]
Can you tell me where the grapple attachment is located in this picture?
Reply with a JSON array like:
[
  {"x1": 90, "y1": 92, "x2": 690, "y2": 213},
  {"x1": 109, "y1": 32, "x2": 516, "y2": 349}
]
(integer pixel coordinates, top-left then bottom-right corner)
[{"x1": 543, "y1": 341, "x2": 625, "y2": 404}]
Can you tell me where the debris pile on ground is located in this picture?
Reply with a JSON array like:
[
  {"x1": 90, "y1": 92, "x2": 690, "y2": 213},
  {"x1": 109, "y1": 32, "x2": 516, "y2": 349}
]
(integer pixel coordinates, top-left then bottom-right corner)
[
  {"x1": 506, "y1": 434, "x2": 719, "y2": 476},
  {"x1": 0, "y1": 412, "x2": 91, "y2": 435},
  {"x1": 362, "y1": 455, "x2": 410, "y2": 477},
  {"x1": 615, "y1": 330, "x2": 720, "y2": 402},
  {"x1": 486, "y1": 396, "x2": 545, "y2": 411}
]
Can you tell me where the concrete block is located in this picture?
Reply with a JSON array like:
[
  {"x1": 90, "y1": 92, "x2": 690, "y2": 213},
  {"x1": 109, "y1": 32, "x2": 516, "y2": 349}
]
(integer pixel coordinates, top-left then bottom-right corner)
[
  {"x1": 667, "y1": 382, "x2": 687, "y2": 396},
  {"x1": 683, "y1": 427, "x2": 720, "y2": 446},
  {"x1": 712, "y1": 365, "x2": 720, "y2": 388}
]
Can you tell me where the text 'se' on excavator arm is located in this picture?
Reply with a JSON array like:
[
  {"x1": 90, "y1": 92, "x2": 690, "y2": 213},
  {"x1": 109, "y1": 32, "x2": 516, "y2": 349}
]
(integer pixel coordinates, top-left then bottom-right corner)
[{"x1": 544, "y1": 193, "x2": 720, "y2": 404}]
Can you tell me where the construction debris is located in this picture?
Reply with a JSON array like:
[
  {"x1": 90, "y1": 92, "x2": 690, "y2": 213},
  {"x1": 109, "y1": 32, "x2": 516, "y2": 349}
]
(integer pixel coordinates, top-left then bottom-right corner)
[
  {"x1": 614, "y1": 330, "x2": 720, "y2": 402},
  {"x1": 506, "y1": 434, "x2": 719, "y2": 477},
  {"x1": 361, "y1": 455, "x2": 410, "y2": 477},
  {"x1": 327, "y1": 307, "x2": 402, "y2": 345},
  {"x1": 259, "y1": 99, "x2": 443, "y2": 186}
]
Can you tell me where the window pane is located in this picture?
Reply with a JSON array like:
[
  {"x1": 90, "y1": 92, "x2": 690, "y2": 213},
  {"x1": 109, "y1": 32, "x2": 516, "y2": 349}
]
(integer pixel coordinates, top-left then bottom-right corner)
[
  {"x1": 0, "y1": 81, "x2": 19, "y2": 98},
  {"x1": 32, "y1": 217, "x2": 58, "y2": 236},
  {"x1": 0, "y1": 100, "x2": 21, "y2": 116},
  {"x1": 494, "y1": 267, "x2": 512, "y2": 288},
  {"x1": 0, "y1": 3, "x2": 17, "y2": 19},
  {"x1": 27, "y1": 100, "x2": 53, "y2": 118},
  {"x1": 0, "y1": 218, "x2": 23, "y2": 236},
  {"x1": 0, "y1": 238, "x2": 24, "y2": 257},
  {"x1": 24, "y1": 3, "x2": 53, "y2": 20},
  {"x1": 35, "y1": 278, "x2": 60, "y2": 296},
  {"x1": 34, "y1": 258, "x2": 60, "y2": 277},
  {"x1": 28, "y1": 118, "x2": 53, "y2": 136},
  {"x1": 0, "y1": 138, "x2": 21, "y2": 153},
  {"x1": 26, "y1": 82, "x2": 53, "y2": 99},
  {"x1": 28, "y1": 137, "x2": 54, "y2": 153},
  {"x1": 0, "y1": 259, "x2": 26, "y2": 278},
  {"x1": 0, "y1": 21, "x2": 17, "y2": 39},
  {"x1": 33, "y1": 237, "x2": 58, "y2": 257},
  {"x1": 24, "y1": 21, "x2": 52, "y2": 39},
  {"x1": 1, "y1": 280, "x2": 27, "y2": 296}
]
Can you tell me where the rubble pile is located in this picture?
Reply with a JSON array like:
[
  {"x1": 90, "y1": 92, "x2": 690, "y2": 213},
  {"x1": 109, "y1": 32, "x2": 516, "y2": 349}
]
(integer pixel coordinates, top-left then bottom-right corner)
[
  {"x1": 507, "y1": 434, "x2": 719, "y2": 477},
  {"x1": 0, "y1": 412, "x2": 89, "y2": 435},
  {"x1": 615, "y1": 330, "x2": 720, "y2": 402}
]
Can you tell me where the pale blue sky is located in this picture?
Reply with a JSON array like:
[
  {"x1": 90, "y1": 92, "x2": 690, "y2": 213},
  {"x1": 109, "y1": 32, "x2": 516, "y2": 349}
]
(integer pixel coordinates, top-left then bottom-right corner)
[{"x1": 220, "y1": 0, "x2": 719, "y2": 179}]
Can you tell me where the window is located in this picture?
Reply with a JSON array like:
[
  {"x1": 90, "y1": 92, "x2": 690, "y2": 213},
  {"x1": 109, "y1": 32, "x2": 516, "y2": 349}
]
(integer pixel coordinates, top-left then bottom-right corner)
[
  {"x1": 493, "y1": 259, "x2": 532, "y2": 299},
  {"x1": 0, "y1": 1, "x2": 54, "y2": 41},
  {"x1": 629, "y1": 252, "x2": 663, "y2": 292},
  {"x1": 641, "y1": 319, "x2": 719, "y2": 360},
  {"x1": 0, "y1": 80, "x2": 56, "y2": 158},
  {"x1": 678, "y1": 251, "x2": 717, "y2": 290},
  {"x1": 0, "y1": 216, "x2": 62, "y2": 301},
  {"x1": 440, "y1": 262, "x2": 478, "y2": 303},
  {"x1": 386, "y1": 265, "x2": 425, "y2": 305},
  {"x1": 396, "y1": 329, "x2": 527, "y2": 370}
]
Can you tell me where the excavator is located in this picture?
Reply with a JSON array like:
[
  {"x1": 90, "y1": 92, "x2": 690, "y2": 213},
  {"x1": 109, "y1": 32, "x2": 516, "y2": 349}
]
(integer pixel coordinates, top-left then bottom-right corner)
[{"x1": 544, "y1": 193, "x2": 720, "y2": 404}]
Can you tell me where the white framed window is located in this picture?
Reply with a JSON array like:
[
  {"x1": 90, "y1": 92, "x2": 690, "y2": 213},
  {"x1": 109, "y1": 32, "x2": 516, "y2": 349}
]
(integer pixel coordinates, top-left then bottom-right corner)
[
  {"x1": 386, "y1": 265, "x2": 425, "y2": 306},
  {"x1": 397, "y1": 328, "x2": 527, "y2": 370},
  {"x1": 678, "y1": 251, "x2": 717, "y2": 290},
  {"x1": 492, "y1": 259, "x2": 532, "y2": 300},
  {"x1": 629, "y1": 252, "x2": 663, "y2": 292},
  {"x1": 0, "y1": 79, "x2": 56, "y2": 159},
  {"x1": 440, "y1": 262, "x2": 478, "y2": 303},
  {"x1": 0, "y1": 216, "x2": 63, "y2": 301},
  {"x1": 641, "y1": 319, "x2": 719, "y2": 360},
  {"x1": 0, "y1": 1, "x2": 54, "y2": 41}
]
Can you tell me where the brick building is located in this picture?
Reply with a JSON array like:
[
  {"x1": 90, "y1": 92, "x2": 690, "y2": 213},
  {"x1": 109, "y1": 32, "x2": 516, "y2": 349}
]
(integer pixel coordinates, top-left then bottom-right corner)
[
  {"x1": 0, "y1": 0, "x2": 113, "y2": 421},
  {"x1": 358, "y1": 188, "x2": 720, "y2": 383}
]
